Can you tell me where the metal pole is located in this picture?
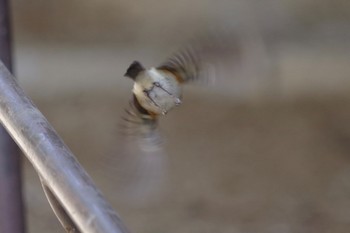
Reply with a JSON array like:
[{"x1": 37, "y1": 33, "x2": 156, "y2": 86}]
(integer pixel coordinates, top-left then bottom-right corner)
[
  {"x1": 40, "y1": 176, "x2": 80, "y2": 233},
  {"x1": 0, "y1": 62, "x2": 129, "y2": 233},
  {"x1": 0, "y1": 1, "x2": 26, "y2": 232}
]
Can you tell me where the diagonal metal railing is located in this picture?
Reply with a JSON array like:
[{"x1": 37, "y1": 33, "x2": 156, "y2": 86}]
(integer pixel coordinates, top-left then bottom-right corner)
[{"x1": 0, "y1": 61, "x2": 129, "y2": 233}]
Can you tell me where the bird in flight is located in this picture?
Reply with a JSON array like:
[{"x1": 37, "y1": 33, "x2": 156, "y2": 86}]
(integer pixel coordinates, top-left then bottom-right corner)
[
  {"x1": 122, "y1": 48, "x2": 198, "y2": 145},
  {"x1": 112, "y1": 34, "x2": 240, "y2": 203},
  {"x1": 122, "y1": 35, "x2": 238, "y2": 146}
]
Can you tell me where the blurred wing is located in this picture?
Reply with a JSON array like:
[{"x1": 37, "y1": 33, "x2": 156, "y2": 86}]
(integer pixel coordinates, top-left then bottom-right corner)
[
  {"x1": 99, "y1": 95, "x2": 167, "y2": 205},
  {"x1": 158, "y1": 45, "x2": 200, "y2": 83},
  {"x1": 121, "y1": 95, "x2": 162, "y2": 149},
  {"x1": 158, "y1": 32, "x2": 241, "y2": 84}
]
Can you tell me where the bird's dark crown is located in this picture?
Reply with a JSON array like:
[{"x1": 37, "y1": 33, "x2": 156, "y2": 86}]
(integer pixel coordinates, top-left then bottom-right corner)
[{"x1": 124, "y1": 61, "x2": 145, "y2": 80}]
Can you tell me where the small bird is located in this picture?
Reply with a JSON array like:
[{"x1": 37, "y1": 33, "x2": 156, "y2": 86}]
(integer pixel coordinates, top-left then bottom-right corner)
[
  {"x1": 113, "y1": 34, "x2": 240, "y2": 203},
  {"x1": 122, "y1": 39, "x2": 229, "y2": 144},
  {"x1": 123, "y1": 51, "x2": 196, "y2": 136}
]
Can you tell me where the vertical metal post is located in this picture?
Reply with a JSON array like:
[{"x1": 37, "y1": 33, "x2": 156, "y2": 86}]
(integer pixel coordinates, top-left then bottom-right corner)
[{"x1": 0, "y1": 1, "x2": 26, "y2": 233}]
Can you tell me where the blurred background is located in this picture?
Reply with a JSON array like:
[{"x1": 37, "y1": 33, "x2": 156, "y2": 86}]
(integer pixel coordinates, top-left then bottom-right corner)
[{"x1": 8, "y1": 0, "x2": 350, "y2": 232}]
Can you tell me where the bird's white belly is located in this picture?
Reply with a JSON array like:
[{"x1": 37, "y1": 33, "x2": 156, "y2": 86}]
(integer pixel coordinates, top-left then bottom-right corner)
[{"x1": 133, "y1": 74, "x2": 182, "y2": 115}]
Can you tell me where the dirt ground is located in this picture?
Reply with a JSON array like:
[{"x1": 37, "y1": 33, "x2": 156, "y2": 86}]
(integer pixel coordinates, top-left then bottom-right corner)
[{"x1": 23, "y1": 91, "x2": 350, "y2": 233}]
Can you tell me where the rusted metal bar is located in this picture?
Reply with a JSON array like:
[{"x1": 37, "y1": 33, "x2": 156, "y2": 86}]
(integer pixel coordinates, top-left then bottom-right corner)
[
  {"x1": 0, "y1": 61, "x2": 129, "y2": 233},
  {"x1": 0, "y1": 1, "x2": 26, "y2": 233}
]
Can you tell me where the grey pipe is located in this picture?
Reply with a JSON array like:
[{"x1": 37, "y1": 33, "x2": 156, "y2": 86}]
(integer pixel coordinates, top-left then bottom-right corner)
[
  {"x1": 0, "y1": 62, "x2": 129, "y2": 233},
  {"x1": 40, "y1": 175, "x2": 80, "y2": 233}
]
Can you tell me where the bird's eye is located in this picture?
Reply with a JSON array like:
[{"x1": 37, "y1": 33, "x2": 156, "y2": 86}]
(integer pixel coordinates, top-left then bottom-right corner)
[{"x1": 153, "y1": 82, "x2": 161, "y2": 87}]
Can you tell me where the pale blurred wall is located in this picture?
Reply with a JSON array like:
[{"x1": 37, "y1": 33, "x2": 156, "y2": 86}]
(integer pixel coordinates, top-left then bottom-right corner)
[
  {"x1": 11, "y1": 0, "x2": 350, "y2": 43},
  {"x1": 10, "y1": 0, "x2": 350, "y2": 99}
]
